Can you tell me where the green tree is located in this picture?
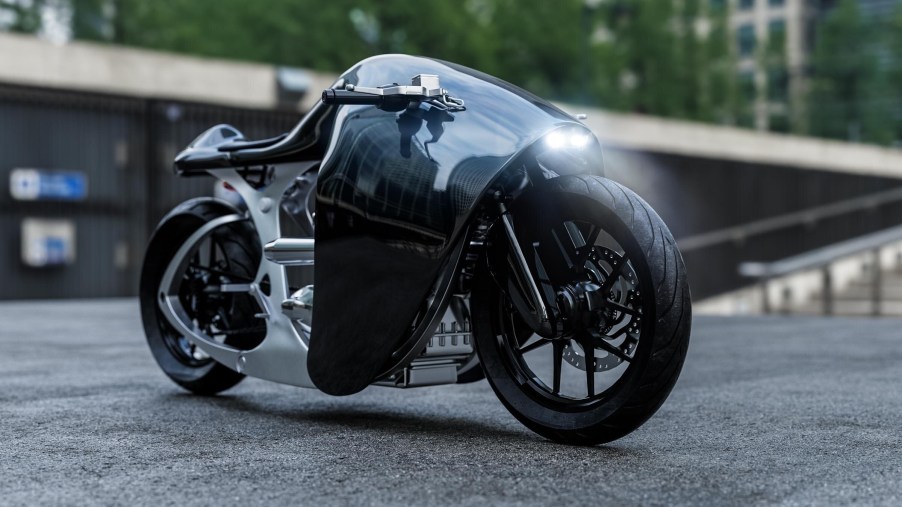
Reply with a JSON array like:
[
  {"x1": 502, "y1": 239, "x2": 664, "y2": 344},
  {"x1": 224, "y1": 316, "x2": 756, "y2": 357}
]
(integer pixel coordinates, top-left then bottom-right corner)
[
  {"x1": 0, "y1": 0, "x2": 46, "y2": 34},
  {"x1": 760, "y1": 18, "x2": 790, "y2": 132},
  {"x1": 67, "y1": 0, "x2": 505, "y2": 76},
  {"x1": 808, "y1": 0, "x2": 893, "y2": 144},
  {"x1": 705, "y1": 3, "x2": 745, "y2": 126},
  {"x1": 885, "y1": 4, "x2": 902, "y2": 144},
  {"x1": 603, "y1": 0, "x2": 684, "y2": 116},
  {"x1": 70, "y1": 0, "x2": 111, "y2": 42},
  {"x1": 591, "y1": 0, "x2": 743, "y2": 123},
  {"x1": 3, "y1": 0, "x2": 756, "y2": 134},
  {"x1": 486, "y1": 0, "x2": 585, "y2": 100}
]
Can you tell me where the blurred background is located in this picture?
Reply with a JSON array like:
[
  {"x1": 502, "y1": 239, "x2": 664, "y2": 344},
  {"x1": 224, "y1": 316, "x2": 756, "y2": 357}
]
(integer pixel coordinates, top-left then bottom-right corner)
[{"x1": 2, "y1": 0, "x2": 902, "y2": 316}]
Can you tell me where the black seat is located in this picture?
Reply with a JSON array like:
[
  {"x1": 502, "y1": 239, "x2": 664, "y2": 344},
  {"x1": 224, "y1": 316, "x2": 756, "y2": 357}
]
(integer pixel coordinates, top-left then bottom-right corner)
[
  {"x1": 218, "y1": 134, "x2": 287, "y2": 152},
  {"x1": 173, "y1": 109, "x2": 324, "y2": 176}
]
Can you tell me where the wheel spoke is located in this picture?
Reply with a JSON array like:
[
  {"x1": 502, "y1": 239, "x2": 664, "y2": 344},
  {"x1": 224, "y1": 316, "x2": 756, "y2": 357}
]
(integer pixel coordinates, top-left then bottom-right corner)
[
  {"x1": 604, "y1": 300, "x2": 639, "y2": 317},
  {"x1": 552, "y1": 340, "x2": 564, "y2": 394},
  {"x1": 590, "y1": 331, "x2": 633, "y2": 363},
  {"x1": 574, "y1": 224, "x2": 601, "y2": 266},
  {"x1": 210, "y1": 325, "x2": 267, "y2": 336},
  {"x1": 600, "y1": 257, "x2": 627, "y2": 292},
  {"x1": 552, "y1": 222, "x2": 601, "y2": 274},
  {"x1": 208, "y1": 237, "x2": 216, "y2": 268},
  {"x1": 187, "y1": 263, "x2": 255, "y2": 283},
  {"x1": 583, "y1": 339, "x2": 595, "y2": 397}
]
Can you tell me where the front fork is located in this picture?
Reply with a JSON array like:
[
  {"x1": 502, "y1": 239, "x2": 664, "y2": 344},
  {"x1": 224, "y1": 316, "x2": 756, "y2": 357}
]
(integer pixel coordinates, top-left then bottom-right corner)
[
  {"x1": 498, "y1": 202, "x2": 559, "y2": 337},
  {"x1": 494, "y1": 195, "x2": 560, "y2": 338}
]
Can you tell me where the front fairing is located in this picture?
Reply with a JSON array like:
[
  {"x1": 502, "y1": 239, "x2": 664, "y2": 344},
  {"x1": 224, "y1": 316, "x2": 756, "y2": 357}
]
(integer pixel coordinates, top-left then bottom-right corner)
[{"x1": 308, "y1": 54, "x2": 603, "y2": 395}]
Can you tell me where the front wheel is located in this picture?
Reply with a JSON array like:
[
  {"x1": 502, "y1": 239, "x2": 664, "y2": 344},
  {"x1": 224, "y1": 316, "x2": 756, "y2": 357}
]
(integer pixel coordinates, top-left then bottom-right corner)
[{"x1": 473, "y1": 175, "x2": 691, "y2": 445}]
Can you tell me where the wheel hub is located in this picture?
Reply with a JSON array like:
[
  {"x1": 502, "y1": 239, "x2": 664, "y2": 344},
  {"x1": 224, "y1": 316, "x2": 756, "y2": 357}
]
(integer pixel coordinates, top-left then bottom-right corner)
[
  {"x1": 557, "y1": 281, "x2": 608, "y2": 331},
  {"x1": 552, "y1": 246, "x2": 642, "y2": 373}
]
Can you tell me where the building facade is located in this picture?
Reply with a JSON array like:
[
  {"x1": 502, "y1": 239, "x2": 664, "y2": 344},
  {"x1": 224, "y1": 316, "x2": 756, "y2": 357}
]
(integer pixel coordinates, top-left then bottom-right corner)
[
  {"x1": 729, "y1": 0, "x2": 902, "y2": 133},
  {"x1": 728, "y1": 0, "x2": 832, "y2": 132}
]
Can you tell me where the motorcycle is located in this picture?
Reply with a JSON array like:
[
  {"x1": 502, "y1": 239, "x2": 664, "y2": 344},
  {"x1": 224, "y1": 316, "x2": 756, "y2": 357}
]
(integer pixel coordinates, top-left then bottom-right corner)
[{"x1": 140, "y1": 54, "x2": 691, "y2": 445}]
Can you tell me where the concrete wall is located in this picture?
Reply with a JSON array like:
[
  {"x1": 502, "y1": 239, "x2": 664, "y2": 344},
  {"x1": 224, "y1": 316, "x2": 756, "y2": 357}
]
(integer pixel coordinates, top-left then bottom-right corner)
[{"x1": 0, "y1": 31, "x2": 335, "y2": 111}]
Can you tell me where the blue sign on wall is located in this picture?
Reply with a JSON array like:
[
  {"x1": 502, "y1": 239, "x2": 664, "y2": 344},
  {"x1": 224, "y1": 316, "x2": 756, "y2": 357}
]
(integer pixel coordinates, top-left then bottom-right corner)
[
  {"x1": 10, "y1": 168, "x2": 88, "y2": 201},
  {"x1": 21, "y1": 218, "x2": 77, "y2": 267}
]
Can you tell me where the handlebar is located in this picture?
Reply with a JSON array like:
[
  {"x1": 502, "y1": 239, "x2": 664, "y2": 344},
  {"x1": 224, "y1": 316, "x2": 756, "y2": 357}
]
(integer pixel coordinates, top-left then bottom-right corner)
[{"x1": 321, "y1": 89, "x2": 383, "y2": 106}]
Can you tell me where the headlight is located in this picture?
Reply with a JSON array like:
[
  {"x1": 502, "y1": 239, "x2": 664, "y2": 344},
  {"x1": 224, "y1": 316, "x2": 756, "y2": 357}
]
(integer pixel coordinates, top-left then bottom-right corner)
[
  {"x1": 545, "y1": 129, "x2": 592, "y2": 150},
  {"x1": 534, "y1": 126, "x2": 603, "y2": 177}
]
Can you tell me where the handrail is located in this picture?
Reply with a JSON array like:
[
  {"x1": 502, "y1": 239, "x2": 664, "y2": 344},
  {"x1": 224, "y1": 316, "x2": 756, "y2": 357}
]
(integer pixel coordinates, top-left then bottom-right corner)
[
  {"x1": 678, "y1": 186, "x2": 902, "y2": 252},
  {"x1": 739, "y1": 224, "x2": 902, "y2": 278},
  {"x1": 737, "y1": 224, "x2": 902, "y2": 315}
]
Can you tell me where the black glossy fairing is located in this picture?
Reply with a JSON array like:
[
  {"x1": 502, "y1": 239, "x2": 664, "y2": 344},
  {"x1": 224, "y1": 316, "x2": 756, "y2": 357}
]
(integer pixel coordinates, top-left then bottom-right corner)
[{"x1": 307, "y1": 55, "x2": 603, "y2": 395}]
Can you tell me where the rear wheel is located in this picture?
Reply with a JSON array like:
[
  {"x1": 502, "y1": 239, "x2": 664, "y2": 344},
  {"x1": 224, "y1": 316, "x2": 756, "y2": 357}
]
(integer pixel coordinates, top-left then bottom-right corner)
[
  {"x1": 139, "y1": 201, "x2": 265, "y2": 395},
  {"x1": 473, "y1": 175, "x2": 691, "y2": 445}
]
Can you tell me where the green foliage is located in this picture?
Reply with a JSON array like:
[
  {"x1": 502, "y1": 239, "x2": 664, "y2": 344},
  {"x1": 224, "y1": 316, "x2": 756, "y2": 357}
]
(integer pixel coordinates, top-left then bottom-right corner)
[
  {"x1": 71, "y1": 0, "x2": 110, "y2": 41},
  {"x1": 16, "y1": 0, "x2": 902, "y2": 147},
  {"x1": 807, "y1": 0, "x2": 894, "y2": 144},
  {"x1": 886, "y1": 4, "x2": 902, "y2": 144},
  {"x1": 589, "y1": 0, "x2": 745, "y2": 124},
  {"x1": 0, "y1": 0, "x2": 46, "y2": 33},
  {"x1": 0, "y1": 0, "x2": 749, "y2": 124}
]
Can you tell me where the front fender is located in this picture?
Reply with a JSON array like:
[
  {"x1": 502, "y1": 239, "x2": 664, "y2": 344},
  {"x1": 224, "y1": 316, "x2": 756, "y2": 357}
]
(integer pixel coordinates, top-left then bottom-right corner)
[{"x1": 307, "y1": 55, "x2": 604, "y2": 395}]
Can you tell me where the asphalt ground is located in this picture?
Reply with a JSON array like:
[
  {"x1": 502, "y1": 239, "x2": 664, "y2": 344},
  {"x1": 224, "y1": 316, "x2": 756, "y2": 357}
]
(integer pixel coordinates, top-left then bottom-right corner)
[{"x1": 2, "y1": 299, "x2": 902, "y2": 506}]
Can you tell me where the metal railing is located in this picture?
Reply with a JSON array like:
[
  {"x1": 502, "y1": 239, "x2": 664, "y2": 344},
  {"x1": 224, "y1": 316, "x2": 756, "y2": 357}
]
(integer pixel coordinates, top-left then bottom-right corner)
[
  {"x1": 678, "y1": 186, "x2": 902, "y2": 252},
  {"x1": 738, "y1": 224, "x2": 902, "y2": 315}
]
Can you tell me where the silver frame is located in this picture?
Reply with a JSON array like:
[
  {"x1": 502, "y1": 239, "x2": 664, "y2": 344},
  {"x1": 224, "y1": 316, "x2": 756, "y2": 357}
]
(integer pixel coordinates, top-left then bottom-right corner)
[{"x1": 157, "y1": 162, "x2": 318, "y2": 388}]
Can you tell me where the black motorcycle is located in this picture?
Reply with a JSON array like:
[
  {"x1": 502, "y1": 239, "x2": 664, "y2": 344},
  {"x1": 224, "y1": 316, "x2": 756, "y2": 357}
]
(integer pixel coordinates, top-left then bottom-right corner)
[{"x1": 140, "y1": 54, "x2": 691, "y2": 445}]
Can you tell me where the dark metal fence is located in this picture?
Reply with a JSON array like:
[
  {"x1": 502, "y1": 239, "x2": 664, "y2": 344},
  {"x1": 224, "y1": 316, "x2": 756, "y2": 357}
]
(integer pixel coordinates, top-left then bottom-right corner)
[{"x1": 0, "y1": 83, "x2": 298, "y2": 300}]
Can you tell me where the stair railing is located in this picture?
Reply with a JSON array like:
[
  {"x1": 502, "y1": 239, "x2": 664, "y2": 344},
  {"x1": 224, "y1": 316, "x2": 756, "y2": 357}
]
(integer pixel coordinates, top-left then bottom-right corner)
[
  {"x1": 678, "y1": 186, "x2": 902, "y2": 253},
  {"x1": 738, "y1": 224, "x2": 902, "y2": 315}
]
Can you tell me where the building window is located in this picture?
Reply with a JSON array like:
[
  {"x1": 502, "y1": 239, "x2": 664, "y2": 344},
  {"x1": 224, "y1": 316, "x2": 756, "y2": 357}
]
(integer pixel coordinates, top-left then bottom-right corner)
[
  {"x1": 769, "y1": 113, "x2": 789, "y2": 133},
  {"x1": 738, "y1": 24, "x2": 756, "y2": 56},
  {"x1": 767, "y1": 68, "x2": 788, "y2": 102},
  {"x1": 739, "y1": 70, "x2": 757, "y2": 102},
  {"x1": 769, "y1": 0, "x2": 785, "y2": 7},
  {"x1": 768, "y1": 19, "x2": 786, "y2": 51},
  {"x1": 769, "y1": 19, "x2": 785, "y2": 36},
  {"x1": 738, "y1": 109, "x2": 756, "y2": 129},
  {"x1": 739, "y1": 0, "x2": 755, "y2": 10}
]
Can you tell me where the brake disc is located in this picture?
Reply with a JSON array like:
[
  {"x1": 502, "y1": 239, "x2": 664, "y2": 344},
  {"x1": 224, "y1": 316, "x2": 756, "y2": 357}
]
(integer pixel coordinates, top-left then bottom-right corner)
[{"x1": 562, "y1": 247, "x2": 642, "y2": 372}]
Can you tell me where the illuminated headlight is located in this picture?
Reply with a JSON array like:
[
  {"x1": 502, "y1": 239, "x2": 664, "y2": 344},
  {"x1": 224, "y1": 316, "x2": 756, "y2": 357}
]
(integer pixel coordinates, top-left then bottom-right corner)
[
  {"x1": 545, "y1": 129, "x2": 592, "y2": 149},
  {"x1": 568, "y1": 132, "x2": 591, "y2": 148},
  {"x1": 545, "y1": 131, "x2": 566, "y2": 149},
  {"x1": 534, "y1": 126, "x2": 603, "y2": 177}
]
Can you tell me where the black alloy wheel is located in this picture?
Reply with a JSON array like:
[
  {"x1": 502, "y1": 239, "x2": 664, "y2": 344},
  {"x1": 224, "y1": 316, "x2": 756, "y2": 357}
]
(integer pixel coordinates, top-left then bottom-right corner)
[{"x1": 474, "y1": 175, "x2": 691, "y2": 445}]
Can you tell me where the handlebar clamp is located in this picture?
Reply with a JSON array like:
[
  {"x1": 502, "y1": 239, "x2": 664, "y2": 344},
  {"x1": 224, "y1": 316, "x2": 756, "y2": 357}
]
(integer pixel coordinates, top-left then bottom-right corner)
[{"x1": 321, "y1": 74, "x2": 465, "y2": 112}]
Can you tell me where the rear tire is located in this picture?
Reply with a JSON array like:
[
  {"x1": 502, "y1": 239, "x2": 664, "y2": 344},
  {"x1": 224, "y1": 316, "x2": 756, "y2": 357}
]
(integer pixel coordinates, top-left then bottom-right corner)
[
  {"x1": 473, "y1": 175, "x2": 691, "y2": 445},
  {"x1": 139, "y1": 201, "x2": 264, "y2": 396}
]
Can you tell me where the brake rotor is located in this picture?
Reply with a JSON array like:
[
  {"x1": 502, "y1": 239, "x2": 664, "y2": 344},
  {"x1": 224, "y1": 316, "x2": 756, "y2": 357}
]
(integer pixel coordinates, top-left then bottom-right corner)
[{"x1": 561, "y1": 246, "x2": 642, "y2": 372}]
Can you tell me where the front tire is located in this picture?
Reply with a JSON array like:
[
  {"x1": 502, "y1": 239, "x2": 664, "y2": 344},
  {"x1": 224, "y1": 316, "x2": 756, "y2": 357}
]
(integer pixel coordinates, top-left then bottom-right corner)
[{"x1": 473, "y1": 175, "x2": 691, "y2": 445}]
